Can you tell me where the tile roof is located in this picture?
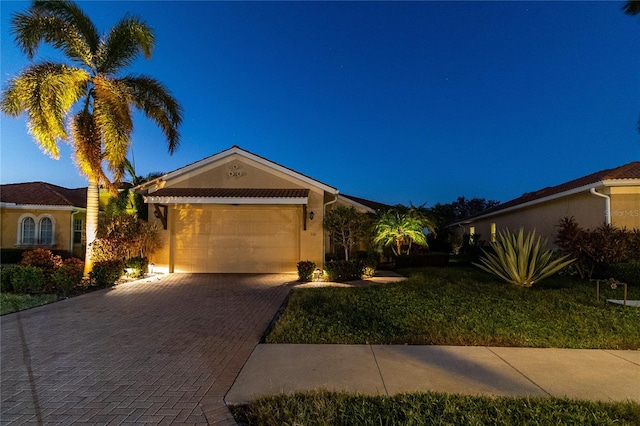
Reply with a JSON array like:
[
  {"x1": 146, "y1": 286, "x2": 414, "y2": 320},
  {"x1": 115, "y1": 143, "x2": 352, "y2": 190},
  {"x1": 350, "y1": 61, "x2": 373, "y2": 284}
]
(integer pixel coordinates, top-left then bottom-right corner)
[
  {"x1": 149, "y1": 188, "x2": 310, "y2": 198},
  {"x1": 0, "y1": 182, "x2": 87, "y2": 208},
  {"x1": 340, "y1": 194, "x2": 393, "y2": 212},
  {"x1": 460, "y1": 161, "x2": 640, "y2": 221}
]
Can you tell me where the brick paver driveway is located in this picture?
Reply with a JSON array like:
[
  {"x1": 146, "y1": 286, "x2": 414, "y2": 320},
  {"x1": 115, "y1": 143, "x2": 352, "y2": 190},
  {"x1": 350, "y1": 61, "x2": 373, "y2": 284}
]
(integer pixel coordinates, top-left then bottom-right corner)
[{"x1": 1, "y1": 274, "x2": 294, "y2": 425}]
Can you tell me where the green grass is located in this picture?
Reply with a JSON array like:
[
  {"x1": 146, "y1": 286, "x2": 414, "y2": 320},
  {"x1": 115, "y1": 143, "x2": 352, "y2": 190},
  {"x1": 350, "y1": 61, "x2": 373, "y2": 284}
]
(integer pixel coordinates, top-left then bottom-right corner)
[
  {"x1": 265, "y1": 267, "x2": 640, "y2": 348},
  {"x1": 232, "y1": 390, "x2": 640, "y2": 426},
  {"x1": 1, "y1": 293, "x2": 59, "y2": 315}
]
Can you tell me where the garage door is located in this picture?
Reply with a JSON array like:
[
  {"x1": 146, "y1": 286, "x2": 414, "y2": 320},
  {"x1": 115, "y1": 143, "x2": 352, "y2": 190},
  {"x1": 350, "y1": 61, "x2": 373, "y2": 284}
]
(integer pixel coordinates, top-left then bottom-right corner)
[{"x1": 172, "y1": 205, "x2": 300, "y2": 273}]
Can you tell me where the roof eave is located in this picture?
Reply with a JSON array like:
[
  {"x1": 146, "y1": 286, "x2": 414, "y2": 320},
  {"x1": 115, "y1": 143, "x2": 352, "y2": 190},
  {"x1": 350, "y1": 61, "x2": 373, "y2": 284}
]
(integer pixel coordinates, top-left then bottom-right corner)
[
  {"x1": 449, "y1": 182, "x2": 606, "y2": 226},
  {"x1": 143, "y1": 196, "x2": 309, "y2": 205},
  {"x1": 0, "y1": 202, "x2": 86, "y2": 211}
]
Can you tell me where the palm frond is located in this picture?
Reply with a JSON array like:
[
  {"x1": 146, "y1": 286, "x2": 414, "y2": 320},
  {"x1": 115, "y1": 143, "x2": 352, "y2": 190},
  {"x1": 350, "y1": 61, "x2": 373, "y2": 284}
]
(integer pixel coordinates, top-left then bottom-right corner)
[
  {"x1": 121, "y1": 75, "x2": 182, "y2": 152},
  {"x1": 96, "y1": 16, "x2": 155, "y2": 75},
  {"x1": 93, "y1": 74, "x2": 133, "y2": 182},
  {"x1": 0, "y1": 62, "x2": 89, "y2": 158},
  {"x1": 12, "y1": 0, "x2": 98, "y2": 68}
]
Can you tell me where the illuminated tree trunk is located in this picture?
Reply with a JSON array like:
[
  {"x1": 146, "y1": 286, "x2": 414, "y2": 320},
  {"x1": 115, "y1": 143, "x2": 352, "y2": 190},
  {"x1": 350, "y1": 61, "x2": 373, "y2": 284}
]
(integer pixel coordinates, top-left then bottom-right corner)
[{"x1": 83, "y1": 178, "x2": 99, "y2": 276}]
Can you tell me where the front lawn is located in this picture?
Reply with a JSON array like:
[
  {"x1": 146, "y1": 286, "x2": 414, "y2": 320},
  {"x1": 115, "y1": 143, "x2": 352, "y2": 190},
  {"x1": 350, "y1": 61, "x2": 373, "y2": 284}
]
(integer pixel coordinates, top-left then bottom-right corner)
[
  {"x1": 265, "y1": 267, "x2": 640, "y2": 348},
  {"x1": 232, "y1": 390, "x2": 640, "y2": 426},
  {"x1": 1, "y1": 293, "x2": 59, "y2": 315}
]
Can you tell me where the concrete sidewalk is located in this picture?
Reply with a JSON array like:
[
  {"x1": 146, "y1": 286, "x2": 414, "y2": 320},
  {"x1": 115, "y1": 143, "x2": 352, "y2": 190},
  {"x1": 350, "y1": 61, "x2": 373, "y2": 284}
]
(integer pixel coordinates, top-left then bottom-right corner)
[{"x1": 226, "y1": 344, "x2": 640, "y2": 405}]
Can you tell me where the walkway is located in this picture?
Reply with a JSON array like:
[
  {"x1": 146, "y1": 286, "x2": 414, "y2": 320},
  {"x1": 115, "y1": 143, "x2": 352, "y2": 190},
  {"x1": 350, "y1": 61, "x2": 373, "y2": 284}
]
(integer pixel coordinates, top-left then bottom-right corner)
[
  {"x1": 226, "y1": 344, "x2": 640, "y2": 405},
  {"x1": 1, "y1": 274, "x2": 294, "y2": 425}
]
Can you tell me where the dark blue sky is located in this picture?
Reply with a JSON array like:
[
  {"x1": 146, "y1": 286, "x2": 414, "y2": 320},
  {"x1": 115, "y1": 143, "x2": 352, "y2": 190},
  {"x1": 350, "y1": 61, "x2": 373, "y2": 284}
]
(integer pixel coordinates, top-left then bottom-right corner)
[{"x1": 1, "y1": 1, "x2": 639, "y2": 206}]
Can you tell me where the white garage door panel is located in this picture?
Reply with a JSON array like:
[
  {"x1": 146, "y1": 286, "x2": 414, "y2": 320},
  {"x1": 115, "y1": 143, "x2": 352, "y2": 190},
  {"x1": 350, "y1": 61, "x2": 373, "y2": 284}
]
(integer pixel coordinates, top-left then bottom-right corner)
[{"x1": 173, "y1": 207, "x2": 299, "y2": 273}]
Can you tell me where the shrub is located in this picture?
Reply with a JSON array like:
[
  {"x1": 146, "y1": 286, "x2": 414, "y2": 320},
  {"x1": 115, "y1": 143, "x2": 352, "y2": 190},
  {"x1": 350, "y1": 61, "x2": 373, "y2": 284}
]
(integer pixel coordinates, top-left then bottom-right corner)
[
  {"x1": 297, "y1": 260, "x2": 316, "y2": 282},
  {"x1": 51, "y1": 258, "x2": 84, "y2": 296},
  {"x1": 91, "y1": 237, "x2": 127, "y2": 262},
  {"x1": 21, "y1": 248, "x2": 62, "y2": 272},
  {"x1": 475, "y1": 228, "x2": 574, "y2": 287},
  {"x1": 607, "y1": 261, "x2": 640, "y2": 286},
  {"x1": 556, "y1": 217, "x2": 640, "y2": 279},
  {"x1": 361, "y1": 258, "x2": 378, "y2": 278},
  {"x1": 90, "y1": 259, "x2": 124, "y2": 288},
  {"x1": 11, "y1": 265, "x2": 46, "y2": 294},
  {"x1": 324, "y1": 260, "x2": 363, "y2": 282},
  {"x1": 1, "y1": 266, "x2": 15, "y2": 292},
  {"x1": 125, "y1": 256, "x2": 148, "y2": 278}
]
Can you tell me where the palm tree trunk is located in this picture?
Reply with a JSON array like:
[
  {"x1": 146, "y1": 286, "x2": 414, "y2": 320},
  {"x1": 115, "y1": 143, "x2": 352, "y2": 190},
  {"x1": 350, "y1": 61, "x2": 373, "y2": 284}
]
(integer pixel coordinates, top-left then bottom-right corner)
[{"x1": 83, "y1": 178, "x2": 99, "y2": 276}]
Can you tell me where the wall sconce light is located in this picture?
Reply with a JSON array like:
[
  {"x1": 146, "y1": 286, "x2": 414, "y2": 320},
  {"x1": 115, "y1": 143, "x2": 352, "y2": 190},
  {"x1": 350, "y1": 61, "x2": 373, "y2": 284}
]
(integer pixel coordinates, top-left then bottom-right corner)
[
  {"x1": 153, "y1": 204, "x2": 168, "y2": 230},
  {"x1": 309, "y1": 211, "x2": 315, "y2": 220}
]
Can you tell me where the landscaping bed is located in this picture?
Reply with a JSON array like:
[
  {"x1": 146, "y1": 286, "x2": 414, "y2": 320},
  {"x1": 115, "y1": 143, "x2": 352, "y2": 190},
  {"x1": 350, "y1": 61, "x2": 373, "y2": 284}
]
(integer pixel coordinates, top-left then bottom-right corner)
[
  {"x1": 265, "y1": 266, "x2": 640, "y2": 349},
  {"x1": 232, "y1": 390, "x2": 640, "y2": 426}
]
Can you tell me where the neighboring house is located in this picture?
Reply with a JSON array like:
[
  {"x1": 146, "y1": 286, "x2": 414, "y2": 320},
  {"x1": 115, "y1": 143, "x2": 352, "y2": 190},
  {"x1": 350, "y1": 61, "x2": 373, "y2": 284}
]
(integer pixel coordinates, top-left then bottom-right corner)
[
  {"x1": 0, "y1": 182, "x2": 87, "y2": 258},
  {"x1": 134, "y1": 146, "x2": 380, "y2": 274},
  {"x1": 450, "y1": 162, "x2": 640, "y2": 246}
]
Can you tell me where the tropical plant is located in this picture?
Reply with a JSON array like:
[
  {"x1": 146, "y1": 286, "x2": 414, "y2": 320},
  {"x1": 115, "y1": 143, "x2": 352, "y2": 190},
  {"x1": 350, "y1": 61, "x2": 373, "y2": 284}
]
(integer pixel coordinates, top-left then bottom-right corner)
[
  {"x1": 1, "y1": 0, "x2": 182, "y2": 275},
  {"x1": 373, "y1": 208, "x2": 436, "y2": 256},
  {"x1": 474, "y1": 228, "x2": 575, "y2": 287},
  {"x1": 323, "y1": 206, "x2": 369, "y2": 261},
  {"x1": 555, "y1": 217, "x2": 640, "y2": 279}
]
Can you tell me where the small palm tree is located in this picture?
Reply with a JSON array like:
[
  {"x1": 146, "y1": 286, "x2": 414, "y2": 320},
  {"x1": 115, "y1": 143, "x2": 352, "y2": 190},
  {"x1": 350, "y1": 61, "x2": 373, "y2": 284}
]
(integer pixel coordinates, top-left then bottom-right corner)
[
  {"x1": 374, "y1": 208, "x2": 436, "y2": 256},
  {"x1": 1, "y1": 0, "x2": 182, "y2": 274}
]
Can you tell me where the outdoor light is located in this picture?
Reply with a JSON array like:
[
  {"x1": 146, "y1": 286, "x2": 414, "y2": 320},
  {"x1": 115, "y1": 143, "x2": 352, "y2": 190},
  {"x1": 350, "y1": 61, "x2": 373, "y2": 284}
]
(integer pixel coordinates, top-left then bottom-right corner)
[
  {"x1": 314, "y1": 268, "x2": 322, "y2": 282},
  {"x1": 149, "y1": 263, "x2": 155, "y2": 274},
  {"x1": 309, "y1": 211, "x2": 315, "y2": 220}
]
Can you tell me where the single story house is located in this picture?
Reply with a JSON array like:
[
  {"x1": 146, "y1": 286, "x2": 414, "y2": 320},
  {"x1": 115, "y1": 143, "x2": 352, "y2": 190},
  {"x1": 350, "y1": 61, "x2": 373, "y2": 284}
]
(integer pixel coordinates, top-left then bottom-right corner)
[
  {"x1": 450, "y1": 161, "x2": 640, "y2": 245},
  {"x1": 134, "y1": 146, "x2": 380, "y2": 274},
  {"x1": 0, "y1": 182, "x2": 87, "y2": 258}
]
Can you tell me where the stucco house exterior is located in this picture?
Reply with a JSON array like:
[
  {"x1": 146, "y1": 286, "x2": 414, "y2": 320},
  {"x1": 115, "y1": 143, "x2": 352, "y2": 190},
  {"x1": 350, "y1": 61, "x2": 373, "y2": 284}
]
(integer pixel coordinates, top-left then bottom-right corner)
[
  {"x1": 134, "y1": 146, "x2": 379, "y2": 274},
  {"x1": 0, "y1": 182, "x2": 87, "y2": 258},
  {"x1": 450, "y1": 162, "x2": 640, "y2": 246}
]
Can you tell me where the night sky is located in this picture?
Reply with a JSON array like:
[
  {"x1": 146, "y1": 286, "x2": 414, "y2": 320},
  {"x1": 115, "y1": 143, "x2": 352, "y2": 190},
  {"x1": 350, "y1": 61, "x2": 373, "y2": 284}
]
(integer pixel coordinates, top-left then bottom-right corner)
[{"x1": 1, "y1": 1, "x2": 639, "y2": 206}]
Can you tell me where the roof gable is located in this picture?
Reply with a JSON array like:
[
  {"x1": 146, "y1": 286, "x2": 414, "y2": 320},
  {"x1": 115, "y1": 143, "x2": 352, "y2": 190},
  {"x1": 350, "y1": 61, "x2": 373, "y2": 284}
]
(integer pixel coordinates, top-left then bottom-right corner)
[
  {"x1": 0, "y1": 182, "x2": 86, "y2": 208},
  {"x1": 137, "y1": 146, "x2": 338, "y2": 194}
]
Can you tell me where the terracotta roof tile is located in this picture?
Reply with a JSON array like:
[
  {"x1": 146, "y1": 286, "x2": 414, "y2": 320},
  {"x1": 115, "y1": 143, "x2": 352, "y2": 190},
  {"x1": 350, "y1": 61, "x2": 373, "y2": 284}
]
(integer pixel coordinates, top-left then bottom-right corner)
[
  {"x1": 462, "y1": 161, "x2": 640, "y2": 221},
  {"x1": 149, "y1": 188, "x2": 310, "y2": 198},
  {"x1": 0, "y1": 182, "x2": 86, "y2": 208}
]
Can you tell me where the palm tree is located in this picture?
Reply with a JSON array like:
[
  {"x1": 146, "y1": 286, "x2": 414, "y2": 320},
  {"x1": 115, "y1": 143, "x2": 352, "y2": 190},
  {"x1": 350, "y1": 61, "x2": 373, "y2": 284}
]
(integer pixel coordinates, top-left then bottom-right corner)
[
  {"x1": 1, "y1": 0, "x2": 182, "y2": 275},
  {"x1": 373, "y1": 208, "x2": 436, "y2": 256}
]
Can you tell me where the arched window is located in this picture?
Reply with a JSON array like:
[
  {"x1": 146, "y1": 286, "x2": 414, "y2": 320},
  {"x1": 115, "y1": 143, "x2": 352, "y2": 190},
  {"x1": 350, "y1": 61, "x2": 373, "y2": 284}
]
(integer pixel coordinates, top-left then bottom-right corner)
[
  {"x1": 17, "y1": 214, "x2": 55, "y2": 246},
  {"x1": 21, "y1": 217, "x2": 36, "y2": 244},
  {"x1": 39, "y1": 217, "x2": 53, "y2": 244}
]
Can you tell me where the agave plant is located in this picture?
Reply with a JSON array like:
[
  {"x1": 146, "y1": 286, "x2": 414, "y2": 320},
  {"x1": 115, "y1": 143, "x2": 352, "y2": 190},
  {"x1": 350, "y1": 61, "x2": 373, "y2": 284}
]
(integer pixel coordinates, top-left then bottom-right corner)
[{"x1": 474, "y1": 228, "x2": 574, "y2": 287}]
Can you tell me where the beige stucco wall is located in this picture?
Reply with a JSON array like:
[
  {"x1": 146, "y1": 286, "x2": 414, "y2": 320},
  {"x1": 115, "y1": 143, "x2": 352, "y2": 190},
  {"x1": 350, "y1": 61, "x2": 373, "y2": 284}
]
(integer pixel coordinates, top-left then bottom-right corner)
[
  {"x1": 0, "y1": 207, "x2": 86, "y2": 257},
  {"x1": 145, "y1": 155, "x2": 329, "y2": 273},
  {"x1": 454, "y1": 191, "x2": 607, "y2": 246},
  {"x1": 610, "y1": 186, "x2": 640, "y2": 229}
]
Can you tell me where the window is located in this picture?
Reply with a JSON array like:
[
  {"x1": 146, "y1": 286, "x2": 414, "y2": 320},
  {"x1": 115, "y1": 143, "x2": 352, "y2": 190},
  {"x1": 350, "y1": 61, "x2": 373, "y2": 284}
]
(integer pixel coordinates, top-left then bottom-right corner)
[
  {"x1": 73, "y1": 219, "x2": 83, "y2": 244},
  {"x1": 17, "y1": 214, "x2": 55, "y2": 246},
  {"x1": 21, "y1": 217, "x2": 36, "y2": 245},
  {"x1": 39, "y1": 217, "x2": 53, "y2": 244},
  {"x1": 491, "y1": 223, "x2": 497, "y2": 243}
]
